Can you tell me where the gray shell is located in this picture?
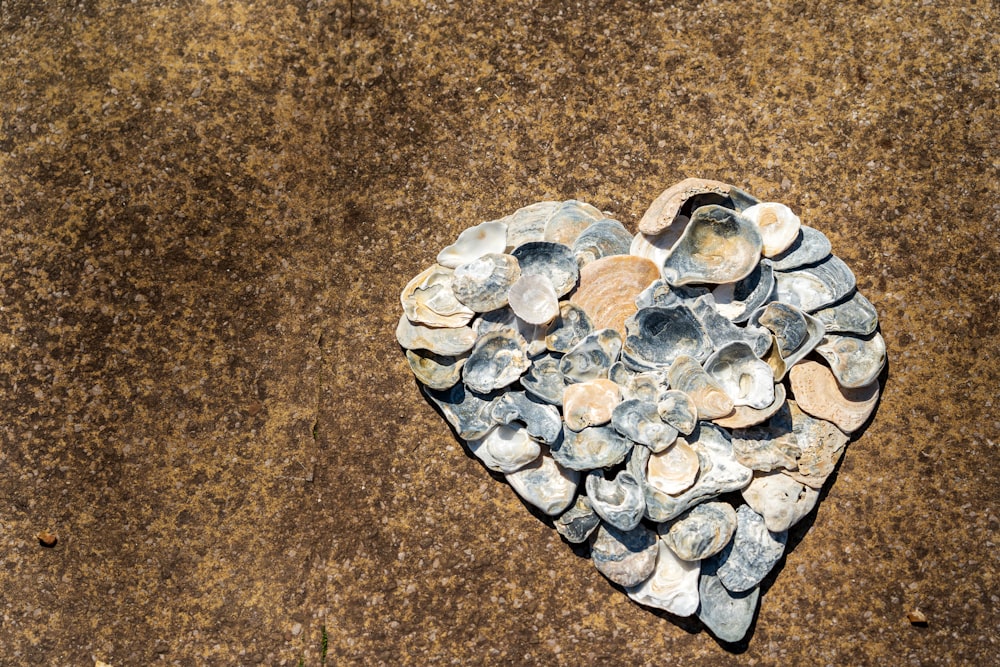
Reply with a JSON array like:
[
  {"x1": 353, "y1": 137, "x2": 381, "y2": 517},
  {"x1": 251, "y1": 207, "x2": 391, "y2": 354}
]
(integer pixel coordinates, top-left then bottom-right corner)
[
  {"x1": 395, "y1": 314, "x2": 477, "y2": 356},
  {"x1": 812, "y1": 291, "x2": 879, "y2": 336},
  {"x1": 774, "y1": 255, "x2": 856, "y2": 313},
  {"x1": 611, "y1": 399, "x2": 679, "y2": 452},
  {"x1": 635, "y1": 279, "x2": 710, "y2": 310},
  {"x1": 505, "y1": 453, "x2": 580, "y2": 516},
  {"x1": 590, "y1": 523, "x2": 658, "y2": 587},
  {"x1": 505, "y1": 201, "x2": 559, "y2": 249},
  {"x1": 622, "y1": 305, "x2": 713, "y2": 371},
  {"x1": 545, "y1": 302, "x2": 595, "y2": 354},
  {"x1": 585, "y1": 470, "x2": 646, "y2": 532},
  {"x1": 690, "y1": 295, "x2": 772, "y2": 358},
  {"x1": 662, "y1": 205, "x2": 763, "y2": 286},
  {"x1": 608, "y1": 362, "x2": 668, "y2": 404},
  {"x1": 573, "y1": 218, "x2": 633, "y2": 266},
  {"x1": 467, "y1": 424, "x2": 541, "y2": 474},
  {"x1": 559, "y1": 328, "x2": 623, "y2": 383},
  {"x1": 491, "y1": 391, "x2": 563, "y2": 445},
  {"x1": 768, "y1": 225, "x2": 832, "y2": 271},
  {"x1": 697, "y1": 564, "x2": 761, "y2": 643},
  {"x1": 554, "y1": 495, "x2": 601, "y2": 544},
  {"x1": 712, "y1": 504, "x2": 787, "y2": 594},
  {"x1": 551, "y1": 424, "x2": 632, "y2": 471},
  {"x1": 452, "y1": 253, "x2": 521, "y2": 312},
  {"x1": 710, "y1": 259, "x2": 777, "y2": 324},
  {"x1": 473, "y1": 306, "x2": 549, "y2": 357},
  {"x1": 815, "y1": 331, "x2": 886, "y2": 389},
  {"x1": 511, "y1": 241, "x2": 580, "y2": 297},
  {"x1": 404, "y1": 349, "x2": 467, "y2": 390},
  {"x1": 731, "y1": 402, "x2": 800, "y2": 472},
  {"x1": 741, "y1": 470, "x2": 820, "y2": 532},
  {"x1": 750, "y1": 302, "x2": 825, "y2": 379},
  {"x1": 542, "y1": 200, "x2": 604, "y2": 247},
  {"x1": 462, "y1": 330, "x2": 531, "y2": 394},
  {"x1": 520, "y1": 353, "x2": 566, "y2": 406},
  {"x1": 422, "y1": 382, "x2": 498, "y2": 440},
  {"x1": 781, "y1": 402, "x2": 849, "y2": 489},
  {"x1": 703, "y1": 342, "x2": 775, "y2": 409},
  {"x1": 660, "y1": 501, "x2": 737, "y2": 561},
  {"x1": 656, "y1": 390, "x2": 698, "y2": 435}
]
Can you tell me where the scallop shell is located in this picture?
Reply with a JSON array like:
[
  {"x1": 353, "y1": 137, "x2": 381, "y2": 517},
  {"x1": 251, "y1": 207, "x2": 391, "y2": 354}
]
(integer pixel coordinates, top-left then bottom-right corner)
[
  {"x1": 400, "y1": 264, "x2": 475, "y2": 327},
  {"x1": 815, "y1": 331, "x2": 887, "y2": 389},
  {"x1": 639, "y1": 177, "x2": 758, "y2": 235},
  {"x1": 703, "y1": 342, "x2": 775, "y2": 410},
  {"x1": 586, "y1": 470, "x2": 646, "y2": 531},
  {"x1": 661, "y1": 501, "x2": 737, "y2": 561},
  {"x1": 437, "y1": 220, "x2": 509, "y2": 269},
  {"x1": 542, "y1": 200, "x2": 604, "y2": 246},
  {"x1": 626, "y1": 539, "x2": 701, "y2": 616},
  {"x1": 404, "y1": 349, "x2": 467, "y2": 390},
  {"x1": 656, "y1": 390, "x2": 698, "y2": 435},
  {"x1": 520, "y1": 353, "x2": 566, "y2": 406},
  {"x1": 714, "y1": 382, "x2": 787, "y2": 429},
  {"x1": 741, "y1": 470, "x2": 820, "y2": 532},
  {"x1": 768, "y1": 225, "x2": 832, "y2": 271},
  {"x1": 508, "y1": 274, "x2": 559, "y2": 325},
  {"x1": 611, "y1": 399, "x2": 679, "y2": 452},
  {"x1": 545, "y1": 302, "x2": 595, "y2": 353},
  {"x1": 562, "y1": 378, "x2": 622, "y2": 431},
  {"x1": 505, "y1": 201, "x2": 559, "y2": 249},
  {"x1": 662, "y1": 205, "x2": 763, "y2": 286},
  {"x1": 552, "y1": 424, "x2": 632, "y2": 471},
  {"x1": 621, "y1": 305, "x2": 713, "y2": 372},
  {"x1": 570, "y1": 255, "x2": 660, "y2": 335},
  {"x1": 666, "y1": 356, "x2": 735, "y2": 420},
  {"x1": 774, "y1": 255, "x2": 856, "y2": 312},
  {"x1": 709, "y1": 259, "x2": 776, "y2": 323},
  {"x1": 554, "y1": 495, "x2": 601, "y2": 544},
  {"x1": 395, "y1": 315, "x2": 477, "y2": 356},
  {"x1": 789, "y1": 360, "x2": 880, "y2": 435},
  {"x1": 467, "y1": 424, "x2": 541, "y2": 473},
  {"x1": 812, "y1": 291, "x2": 879, "y2": 336},
  {"x1": 741, "y1": 202, "x2": 801, "y2": 257},
  {"x1": 629, "y1": 215, "x2": 690, "y2": 269},
  {"x1": 644, "y1": 438, "x2": 700, "y2": 495},
  {"x1": 573, "y1": 218, "x2": 633, "y2": 266},
  {"x1": 590, "y1": 523, "x2": 658, "y2": 587},
  {"x1": 422, "y1": 382, "x2": 498, "y2": 440},
  {"x1": 462, "y1": 330, "x2": 530, "y2": 394},
  {"x1": 505, "y1": 452, "x2": 580, "y2": 516},
  {"x1": 491, "y1": 390, "x2": 563, "y2": 445},
  {"x1": 559, "y1": 328, "x2": 623, "y2": 383},
  {"x1": 511, "y1": 241, "x2": 580, "y2": 297},
  {"x1": 452, "y1": 253, "x2": 521, "y2": 312}
]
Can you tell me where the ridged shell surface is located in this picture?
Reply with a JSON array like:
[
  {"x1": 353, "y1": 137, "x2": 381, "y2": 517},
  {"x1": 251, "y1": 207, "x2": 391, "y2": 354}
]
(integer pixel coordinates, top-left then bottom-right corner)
[{"x1": 570, "y1": 255, "x2": 660, "y2": 336}]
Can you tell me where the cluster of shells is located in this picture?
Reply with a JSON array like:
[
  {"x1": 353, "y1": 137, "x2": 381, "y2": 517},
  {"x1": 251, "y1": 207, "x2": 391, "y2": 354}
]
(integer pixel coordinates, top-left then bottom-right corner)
[{"x1": 396, "y1": 178, "x2": 884, "y2": 642}]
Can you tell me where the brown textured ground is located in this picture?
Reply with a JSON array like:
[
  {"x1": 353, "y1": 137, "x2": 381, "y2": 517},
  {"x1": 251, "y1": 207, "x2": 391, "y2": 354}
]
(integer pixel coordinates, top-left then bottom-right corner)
[{"x1": 0, "y1": 1, "x2": 996, "y2": 665}]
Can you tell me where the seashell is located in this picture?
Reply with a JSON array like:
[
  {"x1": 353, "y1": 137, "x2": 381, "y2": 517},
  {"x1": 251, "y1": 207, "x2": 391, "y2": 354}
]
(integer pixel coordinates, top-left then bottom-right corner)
[
  {"x1": 697, "y1": 563, "x2": 761, "y2": 643},
  {"x1": 462, "y1": 330, "x2": 531, "y2": 394},
  {"x1": 629, "y1": 215, "x2": 690, "y2": 269},
  {"x1": 643, "y1": 438, "x2": 701, "y2": 496},
  {"x1": 586, "y1": 470, "x2": 646, "y2": 531},
  {"x1": 638, "y1": 177, "x2": 758, "y2": 235},
  {"x1": 491, "y1": 390, "x2": 563, "y2": 445},
  {"x1": 505, "y1": 201, "x2": 559, "y2": 249},
  {"x1": 774, "y1": 255, "x2": 856, "y2": 313},
  {"x1": 741, "y1": 470, "x2": 820, "y2": 532},
  {"x1": 815, "y1": 331, "x2": 886, "y2": 389},
  {"x1": 656, "y1": 390, "x2": 698, "y2": 435},
  {"x1": 730, "y1": 402, "x2": 800, "y2": 472},
  {"x1": 712, "y1": 504, "x2": 786, "y2": 594},
  {"x1": 590, "y1": 523, "x2": 658, "y2": 587},
  {"x1": 570, "y1": 255, "x2": 661, "y2": 335},
  {"x1": 467, "y1": 424, "x2": 541, "y2": 473},
  {"x1": 711, "y1": 259, "x2": 776, "y2": 323},
  {"x1": 661, "y1": 205, "x2": 763, "y2": 286},
  {"x1": 573, "y1": 218, "x2": 634, "y2": 266},
  {"x1": 661, "y1": 501, "x2": 737, "y2": 561},
  {"x1": 511, "y1": 241, "x2": 580, "y2": 297},
  {"x1": 520, "y1": 353, "x2": 566, "y2": 406},
  {"x1": 768, "y1": 225, "x2": 832, "y2": 271},
  {"x1": 750, "y1": 302, "x2": 825, "y2": 380},
  {"x1": 554, "y1": 495, "x2": 601, "y2": 544},
  {"x1": 609, "y1": 362, "x2": 668, "y2": 404},
  {"x1": 741, "y1": 202, "x2": 801, "y2": 257},
  {"x1": 400, "y1": 264, "x2": 475, "y2": 327},
  {"x1": 542, "y1": 199, "x2": 604, "y2": 246},
  {"x1": 505, "y1": 451, "x2": 580, "y2": 516},
  {"x1": 452, "y1": 253, "x2": 521, "y2": 312},
  {"x1": 559, "y1": 328, "x2": 623, "y2": 383},
  {"x1": 404, "y1": 349, "x2": 467, "y2": 390},
  {"x1": 396, "y1": 314, "x2": 477, "y2": 356},
  {"x1": 789, "y1": 360, "x2": 880, "y2": 435},
  {"x1": 781, "y1": 401, "x2": 850, "y2": 489},
  {"x1": 545, "y1": 302, "x2": 594, "y2": 353},
  {"x1": 552, "y1": 424, "x2": 632, "y2": 471},
  {"x1": 666, "y1": 356, "x2": 735, "y2": 420},
  {"x1": 612, "y1": 399, "x2": 678, "y2": 452},
  {"x1": 626, "y1": 539, "x2": 701, "y2": 616},
  {"x1": 703, "y1": 342, "x2": 775, "y2": 409},
  {"x1": 422, "y1": 383, "x2": 499, "y2": 440},
  {"x1": 473, "y1": 306, "x2": 549, "y2": 357},
  {"x1": 507, "y1": 274, "x2": 559, "y2": 325},
  {"x1": 437, "y1": 220, "x2": 508, "y2": 268},
  {"x1": 812, "y1": 291, "x2": 879, "y2": 336},
  {"x1": 634, "y1": 279, "x2": 710, "y2": 310},
  {"x1": 689, "y1": 296, "x2": 772, "y2": 358},
  {"x1": 715, "y1": 382, "x2": 787, "y2": 429},
  {"x1": 622, "y1": 305, "x2": 713, "y2": 372},
  {"x1": 562, "y1": 378, "x2": 622, "y2": 431}
]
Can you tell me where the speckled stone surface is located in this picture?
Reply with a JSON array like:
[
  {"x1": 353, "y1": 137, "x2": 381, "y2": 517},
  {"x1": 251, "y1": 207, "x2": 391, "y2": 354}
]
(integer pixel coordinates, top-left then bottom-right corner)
[{"x1": 0, "y1": 1, "x2": 996, "y2": 664}]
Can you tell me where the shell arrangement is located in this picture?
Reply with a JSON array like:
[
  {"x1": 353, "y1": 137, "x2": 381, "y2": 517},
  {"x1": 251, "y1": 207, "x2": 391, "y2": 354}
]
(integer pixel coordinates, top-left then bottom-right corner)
[{"x1": 396, "y1": 178, "x2": 884, "y2": 643}]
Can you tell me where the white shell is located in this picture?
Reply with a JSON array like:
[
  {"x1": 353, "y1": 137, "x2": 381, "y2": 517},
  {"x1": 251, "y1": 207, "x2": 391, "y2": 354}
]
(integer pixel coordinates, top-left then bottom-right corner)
[
  {"x1": 437, "y1": 220, "x2": 508, "y2": 268},
  {"x1": 400, "y1": 264, "x2": 475, "y2": 327},
  {"x1": 395, "y1": 315, "x2": 477, "y2": 356},
  {"x1": 741, "y1": 471, "x2": 820, "y2": 532},
  {"x1": 741, "y1": 202, "x2": 801, "y2": 257},
  {"x1": 703, "y1": 342, "x2": 775, "y2": 409},
  {"x1": 626, "y1": 539, "x2": 701, "y2": 616},
  {"x1": 467, "y1": 424, "x2": 541, "y2": 473},
  {"x1": 508, "y1": 274, "x2": 559, "y2": 325},
  {"x1": 505, "y1": 452, "x2": 580, "y2": 516}
]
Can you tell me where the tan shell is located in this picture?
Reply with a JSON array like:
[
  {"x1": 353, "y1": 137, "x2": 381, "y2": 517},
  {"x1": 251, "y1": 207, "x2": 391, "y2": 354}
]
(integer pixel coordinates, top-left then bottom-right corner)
[
  {"x1": 542, "y1": 200, "x2": 604, "y2": 246},
  {"x1": 437, "y1": 220, "x2": 508, "y2": 268},
  {"x1": 789, "y1": 360, "x2": 880, "y2": 434},
  {"x1": 661, "y1": 205, "x2": 763, "y2": 286},
  {"x1": 400, "y1": 264, "x2": 475, "y2": 327},
  {"x1": 645, "y1": 439, "x2": 700, "y2": 495},
  {"x1": 714, "y1": 383, "x2": 787, "y2": 429},
  {"x1": 628, "y1": 215, "x2": 691, "y2": 268},
  {"x1": 667, "y1": 355, "x2": 735, "y2": 420},
  {"x1": 782, "y1": 401, "x2": 850, "y2": 489},
  {"x1": 563, "y1": 378, "x2": 622, "y2": 431},
  {"x1": 639, "y1": 177, "x2": 741, "y2": 235},
  {"x1": 404, "y1": 349, "x2": 467, "y2": 390},
  {"x1": 570, "y1": 255, "x2": 660, "y2": 336},
  {"x1": 742, "y1": 202, "x2": 801, "y2": 257},
  {"x1": 741, "y1": 470, "x2": 820, "y2": 532},
  {"x1": 395, "y1": 315, "x2": 477, "y2": 356}
]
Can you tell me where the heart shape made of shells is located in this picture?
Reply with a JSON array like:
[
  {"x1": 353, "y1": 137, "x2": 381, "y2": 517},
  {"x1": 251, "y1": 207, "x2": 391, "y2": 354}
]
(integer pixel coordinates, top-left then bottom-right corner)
[{"x1": 396, "y1": 178, "x2": 884, "y2": 643}]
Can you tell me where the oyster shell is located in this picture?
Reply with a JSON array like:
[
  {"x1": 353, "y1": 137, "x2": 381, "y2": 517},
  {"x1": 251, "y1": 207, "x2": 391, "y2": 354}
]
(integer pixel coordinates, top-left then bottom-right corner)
[
  {"x1": 789, "y1": 360, "x2": 879, "y2": 435},
  {"x1": 768, "y1": 225, "x2": 832, "y2": 271},
  {"x1": 422, "y1": 383, "x2": 498, "y2": 440},
  {"x1": 473, "y1": 306, "x2": 549, "y2": 357},
  {"x1": 505, "y1": 201, "x2": 559, "y2": 249},
  {"x1": 452, "y1": 253, "x2": 521, "y2": 312},
  {"x1": 609, "y1": 362, "x2": 668, "y2": 404},
  {"x1": 713, "y1": 504, "x2": 787, "y2": 594},
  {"x1": 643, "y1": 438, "x2": 701, "y2": 496},
  {"x1": 573, "y1": 218, "x2": 633, "y2": 266},
  {"x1": 400, "y1": 264, "x2": 476, "y2": 327},
  {"x1": 570, "y1": 255, "x2": 660, "y2": 335},
  {"x1": 666, "y1": 356, "x2": 735, "y2": 420},
  {"x1": 590, "y1": 523, "x2": 658, "y2": 587},
  {"x1": 554, "y1": 495, "x2": 601, "y2": 544},
  {"x1": 542, "y1": 200, "x2": 604, "y2": 246},
  {"x1": 661, "y1": 205, "x2": 763, "y2": 286},
  {"x1": 710, "y1": 259, "x2": 776, "y2": 323},
  {"x1": 774, "y1": 255, "x2": 856, "y2": 313},
  {"x1": 714, "y1": 382, "x2": 787, "y2": 429},
  {"x1": 551, "y1": 424, "x2": 632, "y2": 471},
  {"x1": 626, "y1": 539, "x2": 701, "y2": 616},
  {"x1": 612, "y1": 399, "x2": 679, "y2": 452},
  {"x1": 467, "y1": 424, "x2": 542, "y2": 474},
  {"x1": 812, "y1": 291, "x2": 879, "y2": 336},
  {"x1": 661, "y1": 501, "x2": 737, "y2": 561},
  {"x1": 639, "y1": 177, "x2": 758, "y2": 235},
  {"x1": 656, "y1": 390, "x2": 698, "y2": 435},
  {"x1": 404, "y1": 349, "x2": 467, "y2": 390},
  {"x1": 741, "y1": 202, "x2": 801, "y2": 257},
  {"x1": 508, "y1": 274, "x2": 559, "y2": 325},
  {"x1": 563, "y1": 378, "x2": 622, "y2": 431},
  {"x1": 559, "y1": 328, "x2": 623, "y2": 383},
  {"x1": 629, "y1": 215, "x2": 690, "y2": 269},
  {"x1": 697, "y1": 564, "x2": 760, "y2": 643},
  {"x1": 703, "y1": 342, "x2": 775, "y2": 410},
  {"x1": 634, "y1": 279, "x2": 709, "y2": 310},
  {"x1": 437, "y1": 220, "x2": 509, "y2": 269},
  {"x1": 545, "y1": 302, "x2": 595, "y2": 354},
  {"x1": 520, "y1": 353, "x2": 566, "y2": 406},
  {"x1": 750, "y1": 302, "x2": 825, "y2": 380},
  {"x1": 815, "y1": 331, "x2": 887, "y2": 389},
  {"x1": 505, "y1": 452, "x2": 580, "y2": 516},
  {"x1": 395, "y1": 315, "x2": 477, "y2": 356},
  {"x1": 741, "y1": 470, "x2": 820, "y2": 532},
  {"x1": 622, "y1": 305, "x2": 713, "y2": 372},
  {"x1": 511, "y1": 241, "x2": 580, "y2": 298},
  {"x1": 689, "y1": 295, "x2": 772, "y2": 359},
  {"x1": 586, "y1": 470, "x2": 646, "y2": 531},
  {"x1": 462, "y1": 330, "x2": 531, "y2": 394},
  {"x1": 491, "y1": 390, "x2": 562, "y2": 445},
  {"x1": 730, "y1": 402, "x2": 800, "y2": 472},
  {"x1": 781, "y1": 401, "x2": 849, "y2": 489}
]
